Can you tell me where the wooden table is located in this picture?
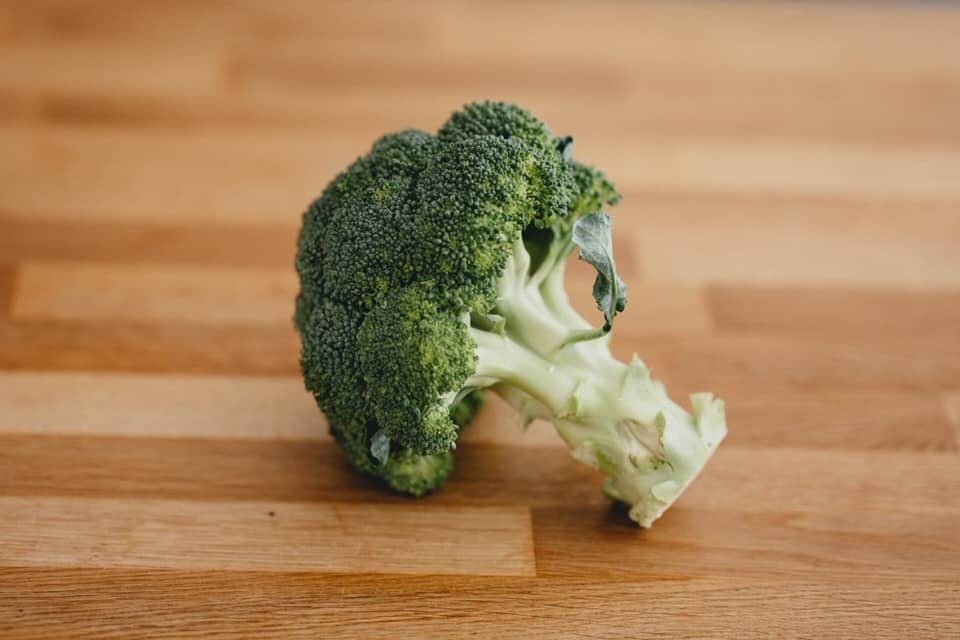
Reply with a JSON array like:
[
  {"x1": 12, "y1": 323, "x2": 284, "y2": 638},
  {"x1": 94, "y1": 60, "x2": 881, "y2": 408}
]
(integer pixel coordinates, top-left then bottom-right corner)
[{"x1": 2, "y1": 1, "x2": 958, "y2": 637}]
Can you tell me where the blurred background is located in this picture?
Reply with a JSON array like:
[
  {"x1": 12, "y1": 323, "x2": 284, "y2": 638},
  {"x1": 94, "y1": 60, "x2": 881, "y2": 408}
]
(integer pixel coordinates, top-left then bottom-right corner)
[
  {"x1": 2, "y1": 1, "x2": 959, "y2": 636},
  {"x1": 2, "y1": 0, "x2": 958, "y2": 438}
]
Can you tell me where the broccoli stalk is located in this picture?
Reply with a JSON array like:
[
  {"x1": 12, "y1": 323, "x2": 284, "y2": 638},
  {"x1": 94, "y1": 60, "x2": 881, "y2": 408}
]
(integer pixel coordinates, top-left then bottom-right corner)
[{"x1": 465, "y1": 230, "x2": 726, "y2": 527}]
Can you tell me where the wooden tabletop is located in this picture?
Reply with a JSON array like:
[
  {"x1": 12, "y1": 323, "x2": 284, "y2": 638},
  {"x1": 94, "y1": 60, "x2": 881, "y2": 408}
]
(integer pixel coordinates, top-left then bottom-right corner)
[{"x1": 2, "y1": 1, "x2": 959, "y2": 637}]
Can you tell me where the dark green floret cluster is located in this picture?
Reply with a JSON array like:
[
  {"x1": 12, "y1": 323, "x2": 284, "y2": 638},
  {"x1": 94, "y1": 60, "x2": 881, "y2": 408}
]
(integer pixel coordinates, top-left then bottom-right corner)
[{"x1": 294, "y1": 101, "x2": 726, "y2": 527}]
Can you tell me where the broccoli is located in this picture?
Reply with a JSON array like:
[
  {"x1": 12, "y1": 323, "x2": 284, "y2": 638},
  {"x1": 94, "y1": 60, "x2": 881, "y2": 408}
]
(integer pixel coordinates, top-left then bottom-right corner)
[{"x1": 294, "y1": 101, "x2": 726, "y2": 527}]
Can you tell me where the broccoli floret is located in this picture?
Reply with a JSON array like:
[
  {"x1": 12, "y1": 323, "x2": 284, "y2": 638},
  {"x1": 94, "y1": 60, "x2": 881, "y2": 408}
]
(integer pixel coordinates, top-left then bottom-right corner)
[
  {"x1": 358, "y1": 285, "x2": 476, "y2": 454},
  {"x1": 295, "y1": 100, "x2": 727, "y2": 527}
]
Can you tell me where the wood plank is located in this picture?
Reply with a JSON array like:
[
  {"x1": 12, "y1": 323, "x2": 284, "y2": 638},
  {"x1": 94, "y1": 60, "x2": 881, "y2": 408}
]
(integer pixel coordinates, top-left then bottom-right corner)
[
  {"x1": 0, "y1": 40, "x2": 223, "y2": 98},
  {"x1": 229, "y1": 4, "x2": 960, "y2": 146},
  {"x1": 7, "y1": 1, "x2": 954, "y2": 147},
  {"x1": 6, "y1": 122, "x2": 960, "y2": 226},
  {"x1": 0, "y1": 435, "x2": 369, "y2": 504},
  {"x1": 0, "y1": 125, "x2": 372, "y2": 225},
  {"x1": 2, "y1": 371, "x2": 950, "y2": 452},
  {"x1": 725, "y1": 388, "x2": 956, "y2": 452},
  {"x1": 0, "y1": 318, "x2": 299, "y2": 375},
  {"x1": 0, "y1": 371, "x2": 565, "y2": 447},
  {"x1": 598, "y1": 139, "x2": 960, "y2": 199},
  {"x1": 630, "y1": 192, "x2": 960, "y2": 287},
  {"x1": 2, "y1": 1, "x2": 958, "y2": 149},
  {"x1": 531, "y1": 504, "x2": 959, "y2": 583},
  {"x1": 683, "y1": 447, "x2": 958, "y2": 516},
  {"x1": 230, "y1": 50, "x2": 626, "y2": 99},
  {"x1": 0, "y1": 496, "x2": 535, "y2": 577},
  {"x1": 234, "y1": 16, "x2": 960, "y2": 146},
  {"x1": 4, "y1": 64, "x2": 958, "y2": 147},
  {"x1": 3, "y1": 570, "x2": 956, "y2": 639},
  {"x1": 0, "y1": 435, "x2": 601, "y2": 507},
  {"x1": 5, "y1": 436, "x2": 955, "y2": 516},
  {"x1": 12, "y1": 261, "x2": 298, "y2": 327},
  {"x1": 3, "y1": 437, "x2": 956, "y2": 584},
  {"x1": 430, "y1": 1, "x2": 960, "y2": 77},
  {"x1": 612, "y1": 333, "x2": 960, "y2": 395},
  {"x1": 0, "y1": 372, "x2": 324, "y2": 440},
  {"x1": 0, "y1": 219, "x2": 297, "y2": 267},
  {"x1": 1, "y1": 0, "x2": 430, "y2": 50},
  {"x1": 708, "y1": 285, "x2": 960, "y2": 336},
  {"x1": 9, "y1": 0, "x2": 960, "y2": 78}
]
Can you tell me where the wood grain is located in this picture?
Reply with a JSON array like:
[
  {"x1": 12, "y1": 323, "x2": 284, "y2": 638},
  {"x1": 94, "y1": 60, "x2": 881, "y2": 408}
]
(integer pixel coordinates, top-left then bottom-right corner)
[
  {"x1": 724, "y1": 387, "x2": 956, "y2": 451},
  {"x1": 0, "y1": 496, "x2": 535, "y2": 576},
  {"x1": 2, "y1": 370, "x2": 952, "y2": 450},
  {"x1": 708, "y1": 285, "x2": 960, "y2": 336},
  {"x1": 3, "y1": 571, "x2": 956, "y2": 640},
  {"x1": 0, "y1": 319, "x2": 299, "y2": 375},
  {"x1": 633, "y1": 193, "x2": 960, "y2": 287},
  {"x1": 620, "y1": 333, "x2": 960, "y2": 395},
  {"x1": 0, "y1": 125, "x2": 359, "y2": 224},
  {"x1": 2, "y1": 0, "x2": 959, "y2": 637},
  {"x1": 531, "y1": 505, "x2": 959, "y2": 583},
  {"x1": 12, "y1": 261, "x2": 298, "y2": 327},
  {"x1": 0, "y1": 372, "x2": 324, "y2": 439},
  {"x1": 946, "y1": 392, "x2": 960, "y2": 447},
  {"x1": 7, "y1": 125, "x2": 960, "y2": 227},
  {"x1": 5, "y1": 436, "x2": 955, "y2": 518},
  {"x1": 0, "y1": 41, "x2": 223, "y2": 98},
  {"x1": 0, "y1": 219, "x2": 298, "y2": 267}
]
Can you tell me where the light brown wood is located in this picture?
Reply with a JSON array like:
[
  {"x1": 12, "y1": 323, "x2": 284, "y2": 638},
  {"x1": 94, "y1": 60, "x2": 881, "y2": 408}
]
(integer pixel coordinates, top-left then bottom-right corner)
[
  {"x1": 0, "y1": 496, "x2": 535, "y2": 576},
  {"x1": 5, "y1": 435, "x2": 955, "y2": 517},
  {"x1": 634, "y1": 194, "x2": 960, "y2": 287},
  {"x1": 2, "y1": 571, "x2": 957, "y2": 640},
  {"x1": 2, "y1": 0, "x2": 959, "y2": 637},
  {"x1": 946, "y1": 392, "x2": 960, "y2": 447},
  {"x1": 0, "y1": 219, "x2": 299, "y2": 267},
  {"x1": 0, "y1": 372, "x2": 324, "y2": 439},
  {"x1": 12, "y1": 261, "x2": 299, "y2": 327},
  {"x1": 708, "y1": 285, "x2": 960, "y2": 336},
  {"x1": 0, "y1": 318, "x2": 299, "y2": 375}
]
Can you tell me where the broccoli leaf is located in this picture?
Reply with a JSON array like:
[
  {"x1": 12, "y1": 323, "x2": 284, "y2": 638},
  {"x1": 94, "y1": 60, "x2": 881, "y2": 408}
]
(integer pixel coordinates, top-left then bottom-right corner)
[{"x1": 572, "y1": 212, "x2": 627, "y2": 331}]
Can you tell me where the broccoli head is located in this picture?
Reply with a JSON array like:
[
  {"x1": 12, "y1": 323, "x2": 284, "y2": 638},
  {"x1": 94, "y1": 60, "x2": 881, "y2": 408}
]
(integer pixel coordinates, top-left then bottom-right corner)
[{"x1": 294, "y1": 100, "x2": 726, "y2": 526}]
